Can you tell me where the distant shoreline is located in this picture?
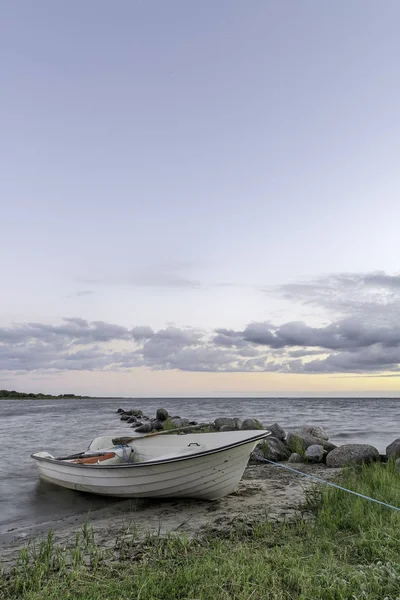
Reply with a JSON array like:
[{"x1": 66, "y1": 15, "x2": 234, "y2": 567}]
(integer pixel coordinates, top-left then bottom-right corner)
[
  {"x1": 0, "y1": 390, "x2": 91, "y2": 400},
  {"x1": 1, "y1": 390, "x2": 399, "y2": 401}
]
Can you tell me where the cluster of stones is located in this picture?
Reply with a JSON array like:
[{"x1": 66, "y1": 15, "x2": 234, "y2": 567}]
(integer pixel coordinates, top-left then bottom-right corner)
[
  {"x1": 116, "y1": 409, "x2": 400, "y2": 469},
  {"x1": 213, "y1": 417, "x2": 264, "y2": 432},
  {"x1": 253, "y1": 424, "x2": 397, "y2": 468},
  {"x1": 117, "y1": 407, "x2": 199, "y2": 434},
  {"x1": 116, "y1": 409, "x2": 265, "y2": 435}
]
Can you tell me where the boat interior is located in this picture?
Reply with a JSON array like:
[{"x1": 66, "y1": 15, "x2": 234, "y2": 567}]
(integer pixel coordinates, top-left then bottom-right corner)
[{"x1": 32, "y1": 430, "x2": 269, "y2": 467}]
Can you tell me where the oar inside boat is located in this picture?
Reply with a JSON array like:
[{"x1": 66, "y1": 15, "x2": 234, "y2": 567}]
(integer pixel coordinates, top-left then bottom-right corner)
[
  {"x1": 55, "y1": 446, "x2": 135, "y2": 465},
  {"x1": 111, "y1": 422, "x2": 214, "y2": 446}
]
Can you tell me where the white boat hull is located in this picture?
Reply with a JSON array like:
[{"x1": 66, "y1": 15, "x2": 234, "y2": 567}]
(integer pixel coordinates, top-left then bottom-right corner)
[{"x1": 32, "y1": 430, "x2": 269, "y2": 501}]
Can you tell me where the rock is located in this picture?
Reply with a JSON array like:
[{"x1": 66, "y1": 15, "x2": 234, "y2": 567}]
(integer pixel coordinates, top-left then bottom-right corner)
[
  {"x1": 127, "y1": 416, "x2": 138, "y2": 424},
  {"x1": 250, "y1": 447, "x2": 266, "y2": 463},
  {"x1": 300, "y1": 425, "x2": 329, "y2": 441},
  {"x1": 125, "y1": 409, "x2": 143, "y2": 417},
  {"x1": 305, "y1": 444, "x2": 325, "y2": 463},
  {"x1": 257, "y1": 437, "x2": 291, "y2": 461},
  {"x1": 150, "y1": 419, "x2": 164, "y2": 431},
  {"x1": 120, "y1": 414, "x2": 130, "y2": 421},
  {"x1": 267, "y1": 423, "x2": 286, "y2": 441},
  {"x1": 386, "y1": 438, "x2": 400, "y2": 461},
  {"x1": 326, "y1": 444, "x2": 379, "y2": 468},
  {"x1": 134, "y1": 423, "x2": 153, "y2": 433},
  {"x1": 171, "y1": 417, "x2": 191, "y2": 428},
  {"x1": 288, "y1": 453, "x2": 304, "y2": 463},
  {"x1": 188, "y1": 421, "x2": 198, "y2": 426},
  {"x1": 214, "y1": 418, "x2": 237, "y2": 431},
  {"x1": 220, "y1": 424, "x2": 236, "y2": 432},
  {"x1": 233, "y1": 418, "x2": 243, "y2": 430},
  {"x1": 156, "y1": 408, "x2": 169, "y2": 422},
  {"x1": 286, "y1": 432, "x2": 336, "y2": 453},
  {"x1": 241, "y1": 418, "x2": 264, "y2": 430},
  {"x1": 395, "y1": 458, "x2": 400, "y2": 473},
  {"x1": 116, "y1": 408, "x2": 125, "y2": 414}
]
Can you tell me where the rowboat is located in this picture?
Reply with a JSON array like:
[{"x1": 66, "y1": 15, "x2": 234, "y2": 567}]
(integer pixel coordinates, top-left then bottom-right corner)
[{"x1": 31, "y1": 429, "x2": 270, "y2": 501}]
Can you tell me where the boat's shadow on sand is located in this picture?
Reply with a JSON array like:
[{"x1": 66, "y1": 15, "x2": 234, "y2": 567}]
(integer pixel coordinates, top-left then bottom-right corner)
[
  {"x1": 31, "y1": 479, "x2": 194, "y2": 521},
  {"x1": 32, "y1": 479, "x2": 128, "y2": 519}
]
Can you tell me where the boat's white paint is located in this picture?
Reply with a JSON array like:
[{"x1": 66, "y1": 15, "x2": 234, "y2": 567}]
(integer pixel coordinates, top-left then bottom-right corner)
[{"x1": 31, "y1": 430, "x2": 269, "y2": 500}]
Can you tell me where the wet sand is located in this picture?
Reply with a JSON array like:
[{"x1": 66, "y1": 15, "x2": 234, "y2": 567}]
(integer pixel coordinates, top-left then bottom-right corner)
[{"x1": 0, "y1": 463, "x2": 341, "y2": 570}]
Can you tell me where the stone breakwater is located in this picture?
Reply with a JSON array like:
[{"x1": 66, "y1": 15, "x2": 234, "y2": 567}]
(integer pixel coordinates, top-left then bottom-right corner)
[{"x1": 116, "y1": 407, "x2": 400, "y2": 468}]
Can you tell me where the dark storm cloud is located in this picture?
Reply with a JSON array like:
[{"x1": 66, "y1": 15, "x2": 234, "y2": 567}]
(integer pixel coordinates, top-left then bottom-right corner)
[
  {"x1": 274, "y1": 271, "x2": 400, "y2": 322},
  {"x1": 3, "y1": 272, "x2": 400, "y2": 375},
  {"x1": 0, "y1": 320, "x2": 206, "y2": 373},
  {"x1": 131, "y1": 326, "x2": 154, "y2": 340},
  {"x1": 2, "y1": 314, "x2": 399, "y2": 375},
  {"x1": 214, "y1": 319, "x2": 400, "y2": 352},
  {"x1": 296, "y1": 346, "x2": 400, "y2": 374},
  {"x1": 0, "y1": 319, "x2": 131, "y2": 345},
  {"x1": 213, "y1": 329, "x2": 250, "y2": 348},
  {"x1": 0, "y1": 343, "x2": 141, "y2": 373}
]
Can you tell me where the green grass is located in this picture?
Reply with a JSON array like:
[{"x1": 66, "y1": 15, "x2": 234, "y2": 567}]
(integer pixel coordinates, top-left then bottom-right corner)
[
  {"x1": 286, "y1": 434, "x2": 307, "y2": 457},
  {"x1": 2, "y1": 462, "x2": 400, "y2": 600}
]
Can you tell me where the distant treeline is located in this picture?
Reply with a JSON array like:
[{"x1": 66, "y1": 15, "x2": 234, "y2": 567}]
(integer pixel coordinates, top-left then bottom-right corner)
[{"x1": 0, "y1": 389, "x2": 90, "y2": 399}]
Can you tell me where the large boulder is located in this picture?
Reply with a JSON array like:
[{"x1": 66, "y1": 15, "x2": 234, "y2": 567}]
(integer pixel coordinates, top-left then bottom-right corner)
[
  {"x1": 220, "y1": 424, "x2": 236, "y2": 432},
  {"x1": 286, "y1": 431, "x2": 336, "y2": 453},
  {"x1": 288, "y1": 453, "x2": 304, "y2": 463},
  {"x1": 156, "y1": 408, "x2": 169, "y2": 422},
  {"x1": 120, "y1": 414, "x2": 131, "y2": 421},
  {"x1": 134, "y1": 423, "x2": 153, "y2": 433},
  {"x1": 326, "y1": 444, "x2": 379, "y2": 468},
  {"x1": 214, "y1": 418, "x2": 237, "y2": 431},
  {"x1": 128, "y1": 409, "x2": 144, "y2": 417},
  {"x1": 250, "y1": 448, "x2": 264, "y2": 463},
  {"x1": 305, "y1": 444, "x2": 325, "y2": 463},
  {"x1": 233, "y1": 418, "x2": 243, "y2": 430},
  {"x1": 300, "y1": 425, "x2": 329, "y2": 441},
  {"x1": 257, "y1": 437, "x2": 291, "y2": 461},
  {"x1": 267, "y1": 423, "x2": 286, "y2": 441},
  {"x1": 241, "y1": 418, "x2": 264, "y2": 430},
  {"x1": 116, "y1": 408, "x2": 125, "y2": 414},
  {"x1": 386, "y1": 438, "x2": 400, "y2": 461}
]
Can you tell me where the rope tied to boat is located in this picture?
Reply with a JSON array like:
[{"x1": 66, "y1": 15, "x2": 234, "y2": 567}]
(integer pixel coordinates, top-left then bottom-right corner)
[{"x1": 256, "y1": 456, "x2": 400, "y2": 512}]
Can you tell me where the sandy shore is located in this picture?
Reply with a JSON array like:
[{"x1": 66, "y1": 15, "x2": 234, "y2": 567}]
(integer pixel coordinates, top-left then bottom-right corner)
[{"x1": 0, "y1": 463, "x2": 341, "y2": 570}]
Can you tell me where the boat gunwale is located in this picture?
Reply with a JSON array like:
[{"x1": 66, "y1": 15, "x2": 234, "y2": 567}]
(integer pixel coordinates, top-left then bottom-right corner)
[{"x1": 31, "y1": 431, "x2": 270, "y2": 469}]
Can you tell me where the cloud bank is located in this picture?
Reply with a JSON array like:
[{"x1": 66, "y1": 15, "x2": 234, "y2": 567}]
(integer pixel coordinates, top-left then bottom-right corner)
[{"x1": 2, "y1": 271, "x2": 400, "y2": 376}]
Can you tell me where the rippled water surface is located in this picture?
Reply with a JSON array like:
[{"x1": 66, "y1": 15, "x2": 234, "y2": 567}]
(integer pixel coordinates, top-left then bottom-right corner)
[{"x1": 1, "y1": 397, "x2": 399, "y2": 535}]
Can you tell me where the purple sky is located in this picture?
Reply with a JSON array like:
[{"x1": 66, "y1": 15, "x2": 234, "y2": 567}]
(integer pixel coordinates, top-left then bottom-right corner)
[{"x1": 1, "y1": 2, "x2": 400, "y2": 396}]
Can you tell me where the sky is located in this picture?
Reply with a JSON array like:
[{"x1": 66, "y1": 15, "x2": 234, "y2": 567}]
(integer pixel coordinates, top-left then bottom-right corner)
[{"x1": 1, "y1": 1, "x2": 400, "y2": 397}]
